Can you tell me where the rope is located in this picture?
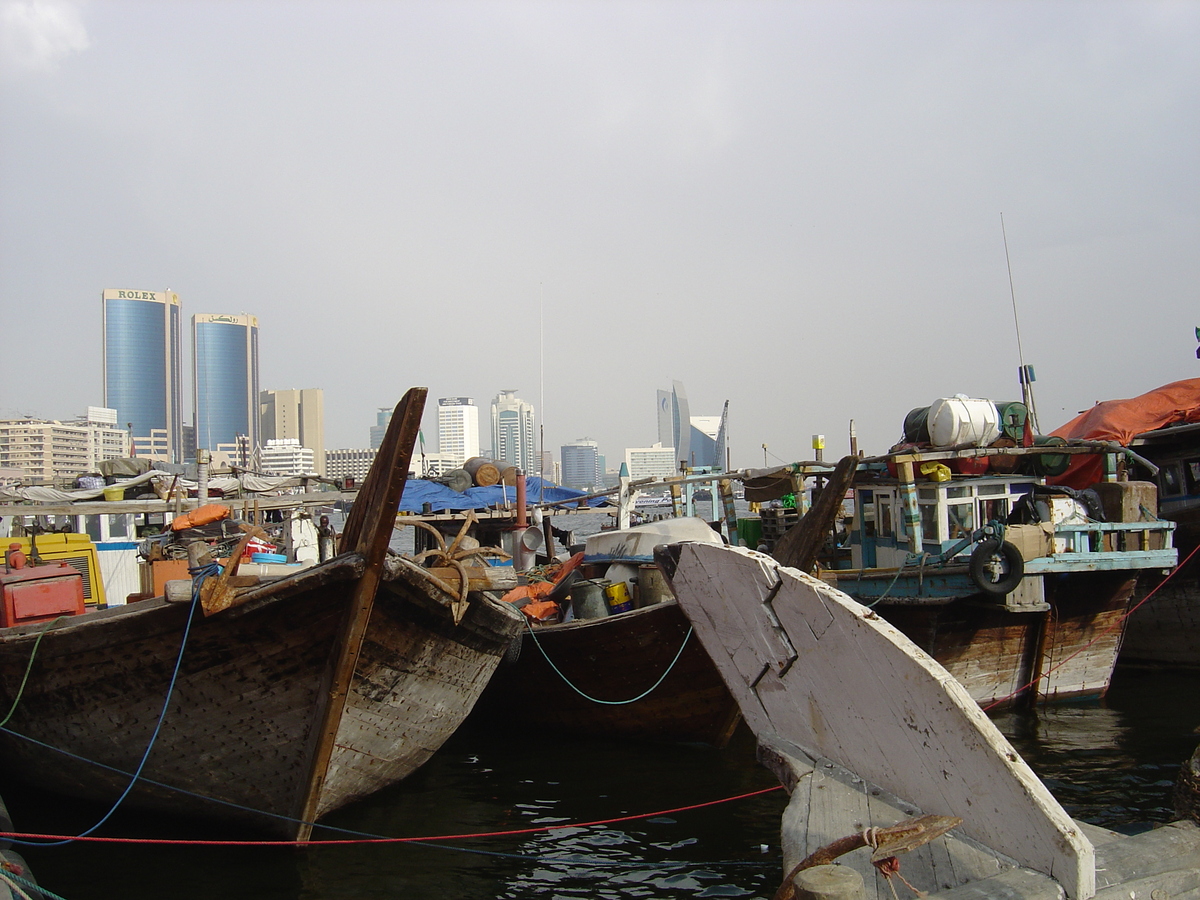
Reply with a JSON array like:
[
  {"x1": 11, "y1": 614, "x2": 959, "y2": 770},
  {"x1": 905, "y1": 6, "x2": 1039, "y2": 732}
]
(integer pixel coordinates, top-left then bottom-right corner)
[
  {"x1": 524, "y1": 617, "x2": 694, "y2": 705},
  {"x1": 981, "y1": 540, "x2": 1200, "y2": 712},
  {"x1": 12, "y1": 563, "x2": 217, "y2": 847},
  {"x1": 0, "y1": 616, "x2": 68, "y2": 729},
  {"x1": 0, "y1": 784, "x2": 784, "y2": 847},
  {"x1": 0, "y1": 866, "x2": 68, "y2": 900}
]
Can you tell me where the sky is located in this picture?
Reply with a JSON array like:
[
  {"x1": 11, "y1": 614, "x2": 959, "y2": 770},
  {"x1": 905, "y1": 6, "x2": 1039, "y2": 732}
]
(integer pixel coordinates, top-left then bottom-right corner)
[{"x1": 1, "y1": 0, "x2": 1197, "y2": 470}]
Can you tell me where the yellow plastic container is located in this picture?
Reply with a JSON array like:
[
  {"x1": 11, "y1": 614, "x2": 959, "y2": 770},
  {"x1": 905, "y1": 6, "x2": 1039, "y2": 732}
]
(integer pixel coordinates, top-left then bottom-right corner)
[{"x1": 103, "y1": 486, "x2": 125, "y2": 501}]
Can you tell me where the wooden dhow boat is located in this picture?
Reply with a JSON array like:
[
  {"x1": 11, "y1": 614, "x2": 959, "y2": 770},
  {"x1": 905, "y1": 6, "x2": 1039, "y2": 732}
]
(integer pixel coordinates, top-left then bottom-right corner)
[
  {"x1": 0, "y1": 387, "x2": 523, "y2": 839},
  {"x1": 475, "y1": 517, "x2": 742, "y2": 747}
]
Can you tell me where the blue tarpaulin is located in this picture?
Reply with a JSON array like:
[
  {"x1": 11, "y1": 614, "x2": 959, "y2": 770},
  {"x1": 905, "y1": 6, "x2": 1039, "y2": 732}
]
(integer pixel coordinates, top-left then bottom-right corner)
[{"x1": 397, "y1": 477, "x2": 608, "y2": 513}]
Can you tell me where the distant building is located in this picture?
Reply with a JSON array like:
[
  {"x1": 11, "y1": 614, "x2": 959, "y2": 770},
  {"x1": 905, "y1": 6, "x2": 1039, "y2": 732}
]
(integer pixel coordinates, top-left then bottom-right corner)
[
  {"x1": 193, "y1": 313, "x2": 260, "y2": 454},
  {"x1": 437, "y1": 397, "x2": 480, "y2": 467},
  {"x1": 561, "y1": 439, "x2": 602, "y2": 490},
  {"x1": 490, "y1": 389, "x2": 536, "y2": 473},
  {"x1": 325, "y1": 447, "x2": 377, "y2": 484},
  {"x1": 261, "y1": 388, "x2": 325, "y2": 476},
  {"x1": 102, "y1": 288, "x2": 183, "y2": 463},
  {"x1": 260, "y1": 438, "x2": 315, "y2": 476},
  {"x1": 657, "y1": 382, "x2": 727, "y2": 469},
  {"x1": 624, "y1": 442, "x2": 677, "y2": 479},
  {"x1": 419, "y1": 452, "x2": 460, "y2": 478},
  {"x1": 370, "y1": 407, "x2": 392, "y2": 449},
  {"x1": 0, "y1": 410, "x2": 129, "y2": 484}
]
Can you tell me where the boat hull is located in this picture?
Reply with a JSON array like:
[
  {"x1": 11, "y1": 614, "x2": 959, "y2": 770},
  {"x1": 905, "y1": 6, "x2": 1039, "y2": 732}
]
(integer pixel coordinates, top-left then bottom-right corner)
[
  {"x1": 476, "y1": 599, "x2": 741, "y2": 747},
  {"x1": 0, "y1": 560, "x2": 520, "y2": 836},
  {"x1": 835, "y1": 570, "x2": 1136, "y2": 707}
]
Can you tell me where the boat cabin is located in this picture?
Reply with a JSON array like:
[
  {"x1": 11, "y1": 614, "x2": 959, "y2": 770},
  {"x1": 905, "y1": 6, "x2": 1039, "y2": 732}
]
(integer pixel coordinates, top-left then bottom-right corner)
[{"x1": 851, "y1": 474, "x2": 1037, "y2": 569}]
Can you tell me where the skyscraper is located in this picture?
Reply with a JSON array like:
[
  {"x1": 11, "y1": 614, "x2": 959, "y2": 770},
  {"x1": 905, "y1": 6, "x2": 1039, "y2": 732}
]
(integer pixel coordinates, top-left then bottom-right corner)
[
  {"x1": 657, "y1": 381, "x2": 691, "y2": 469},
  {"x1": 561, "y1": 439, "x2": 601, "y2": 490},
  {"x1": 437, "y1": 397, "x2": 480, "y2": 467},
  {"x1": 491, "y1": 389, "x2": 536, "y2": 473},
  {"x1": 260, "y1": 388, "x2": 325, "y2": 476},
  {"x1": 193, "y1": 313, "x2": 260, "y2": 456},
  {"x1": 102, "y1": 289, "x2": 183, "y2": 462}
]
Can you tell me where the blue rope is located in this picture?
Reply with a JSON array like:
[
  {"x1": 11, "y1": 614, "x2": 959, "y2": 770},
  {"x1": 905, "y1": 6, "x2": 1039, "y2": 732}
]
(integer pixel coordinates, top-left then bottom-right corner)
[
  {"x1": 11, "y1": 562, "x2": 218, "y2": 847},
  {"x1": 525, "y1": 617, "x2": 693, "y2": 705}
]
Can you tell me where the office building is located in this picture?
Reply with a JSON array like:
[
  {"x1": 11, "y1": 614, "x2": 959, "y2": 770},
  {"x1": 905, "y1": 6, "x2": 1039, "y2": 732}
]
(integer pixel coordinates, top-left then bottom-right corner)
[
  {"x1": 491, "y1": 389, "x2": 536, "y2": 473},
  {"x1": 370, "y1": 407, "x2": 392, "y2": 449},
  {"x1": 437, "y1": 397, "x2": 480, "y2": 467},
  {"x1": 261, "y1": 388, "x2": 325, "y2": 476},
  {"x1": 657, "y1": 382, "x2": 728, "y2": 470},
  {"x1": 624, "y1": 442, "x2": 677, "y2": 479},
  {"x1": 193, "y1": 313, "x2": 260, "y2": 455},
  {"x1": 102, "y1": 289, "x2": 183, "y2": 463},
  {"x1": 561, "y1": 439, "x2": 602, "y2": 490},
  {"x1": 260, "y1": 438, "x2": 315, "y2": 476},
  {"x1": 325, "y1": 448, "x2": 377, "y2": 484}
]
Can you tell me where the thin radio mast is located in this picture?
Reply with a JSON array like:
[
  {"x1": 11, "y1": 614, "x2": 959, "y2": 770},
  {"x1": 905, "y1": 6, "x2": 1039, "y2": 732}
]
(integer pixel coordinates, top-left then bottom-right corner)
[
  {"x1": 1001, "y1": 213, "x2": 1040, "y2": 433},
  {"x1": 539, "y1": 281, "x2": 545, "y2": 495}
]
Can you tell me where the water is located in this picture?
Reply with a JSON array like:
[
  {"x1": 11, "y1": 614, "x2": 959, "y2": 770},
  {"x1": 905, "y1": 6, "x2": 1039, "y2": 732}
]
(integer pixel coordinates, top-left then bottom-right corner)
[{"x1": 5, "y1": 506, "x2": 1199, "y2": 898}]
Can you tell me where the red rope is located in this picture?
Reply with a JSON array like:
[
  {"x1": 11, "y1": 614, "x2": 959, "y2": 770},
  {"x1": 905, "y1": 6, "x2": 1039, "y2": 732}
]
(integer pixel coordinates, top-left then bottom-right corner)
[
  {"x1": 0, "y1": 784, "x2": 784, "y2": 847},
  {"x1": 981, "y1": 540, "x2": 1200, "y2": 712}
]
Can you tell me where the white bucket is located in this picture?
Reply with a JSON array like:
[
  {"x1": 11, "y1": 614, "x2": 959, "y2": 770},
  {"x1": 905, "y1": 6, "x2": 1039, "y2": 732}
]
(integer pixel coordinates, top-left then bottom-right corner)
[{"x1": 927, "y1": 396, "x2": 1001, "y2": 448}]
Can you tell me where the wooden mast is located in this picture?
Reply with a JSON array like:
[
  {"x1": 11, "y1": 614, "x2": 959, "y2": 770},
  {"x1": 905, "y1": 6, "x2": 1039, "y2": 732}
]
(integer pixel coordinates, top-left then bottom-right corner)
[{"x1": 293, "y1": 386, "x2": 427, "y2": 840}]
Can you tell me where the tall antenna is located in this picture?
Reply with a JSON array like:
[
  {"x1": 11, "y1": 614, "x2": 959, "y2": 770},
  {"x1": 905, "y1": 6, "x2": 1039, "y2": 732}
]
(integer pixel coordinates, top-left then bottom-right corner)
[
  {"x1": 1001, "y1": 213, "x2": 1040, "y2": 433},
  {"x1": 539, "y1": 281, "x2": 545, "y2": 495}
]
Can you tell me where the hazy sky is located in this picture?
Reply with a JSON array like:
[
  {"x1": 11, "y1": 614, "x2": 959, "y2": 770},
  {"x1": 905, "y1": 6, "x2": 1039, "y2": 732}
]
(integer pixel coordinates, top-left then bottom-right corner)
[{"x1": 2, "y1": 0, "x2": 1197, "y2": 469}]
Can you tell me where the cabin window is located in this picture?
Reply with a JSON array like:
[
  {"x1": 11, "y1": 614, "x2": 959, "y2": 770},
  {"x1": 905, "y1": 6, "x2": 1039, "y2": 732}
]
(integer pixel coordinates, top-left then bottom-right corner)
[
  {"x1": 877, "y1": 499, "x2": 893, "y2": 537},
  {"x1": 1187, "y1": 461, "x2": 1200, "y2": 495},
  {"x1": 920, "y1": 504, "x2": 939, "y2": 541},
  {"x1": 82, "y1": 516, "x2": 102, "y2": 542},
  {"x1": 919, "y1": 488, "x2": 936, "y2": 501},
  {"x1": 980, "y1": 498, "x2": 1010, "y2": 523},
  {"x1": 860, "y1": 494, "x2": 876, "y2": 538},
  {"x1": 946, "y1": 503, "x2": 974, "y2": 539},
  {"x1": 107, "y1": 515, "x2": 130, "y2": 539},
  {"x1": 946, "y1": 486, "x2": 970, "y2": 499},
  {"x1": 1162, "y1": 464, "x2": 1183, "y2": 497},
  {"x1": 976, "y1": 484, "x2": 1007, "y2": 496}
]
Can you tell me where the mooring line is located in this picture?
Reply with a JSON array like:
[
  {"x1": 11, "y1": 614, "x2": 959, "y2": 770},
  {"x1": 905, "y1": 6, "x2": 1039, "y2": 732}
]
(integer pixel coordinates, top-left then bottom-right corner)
[
  {"x1": 524, "y1": 616, "x2": 693, "y2": 705},
  {"x1": 0, "y1": 784, "x2": 784, "y2": 848}
]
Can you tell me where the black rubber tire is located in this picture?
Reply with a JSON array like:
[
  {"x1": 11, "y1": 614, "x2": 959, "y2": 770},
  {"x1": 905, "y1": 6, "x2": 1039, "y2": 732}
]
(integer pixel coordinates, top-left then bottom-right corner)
[
  {"x1": 500, "y1": 630, "x2": 523, "y2": 668},
  {"x1": 969, "y1": 539, "x2": 1024, "y2": 596}
]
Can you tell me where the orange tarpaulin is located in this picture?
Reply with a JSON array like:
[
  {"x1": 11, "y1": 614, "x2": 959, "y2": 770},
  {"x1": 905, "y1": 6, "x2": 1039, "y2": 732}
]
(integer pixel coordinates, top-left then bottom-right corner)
[{"x1": 1049, "y1": 378, "x2": 1200, "y2": 489}]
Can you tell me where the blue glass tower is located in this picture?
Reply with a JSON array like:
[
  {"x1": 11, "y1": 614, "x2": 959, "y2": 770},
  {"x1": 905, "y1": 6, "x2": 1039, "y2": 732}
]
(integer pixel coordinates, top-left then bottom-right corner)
[
  {"x1": 193, "y1": 313, "x2": 260, "y2": 454},
  {"x1": 102, "y1": 289, "x2": 183, "y2": 463}
]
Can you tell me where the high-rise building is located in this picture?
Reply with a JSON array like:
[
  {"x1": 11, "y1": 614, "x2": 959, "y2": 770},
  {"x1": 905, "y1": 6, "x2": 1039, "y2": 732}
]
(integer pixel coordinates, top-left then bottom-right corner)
[
  {"x1": 657, "y1": 381, "x2": 691, "y2": 470},
  {"x1": 625, "y1": 442, "x2": 677, "y2": 479},
  {"x1": 193, "y1": 313, "x2": 259, "y2": 456},
  {"x1": 261, "y1": 388, "x2": 325, "y2": 476},
  {"x1": 491, "y1": 389, "x2": 536, "y2": 473},
  {"x1": 325, "y1": 447, "x2": 377, "y2": 484},
  {"x1": 437, "y1": 397, "x2": 480, "y2": 467},
  {"x1": 561, "y1": 439, "x2": 602, "y2": 490},
  {"x1": 370, "y1": 407, "x2": 392, "y2": 449},
  {"x1": 102, "y1": 289, "x2": 183, "y2": 463}
]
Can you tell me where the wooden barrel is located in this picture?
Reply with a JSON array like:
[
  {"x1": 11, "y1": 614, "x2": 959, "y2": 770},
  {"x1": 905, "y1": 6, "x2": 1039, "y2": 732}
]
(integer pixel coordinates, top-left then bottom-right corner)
[
  {"x1": 441, "y1": 468, "x2": 472, "y2": 493},
  {"x1": 499, "y1": 464, "x2": 519, "y2": 486},
  {"x1": 464, "y1": 457, "x2": 501, "y2": 487}
]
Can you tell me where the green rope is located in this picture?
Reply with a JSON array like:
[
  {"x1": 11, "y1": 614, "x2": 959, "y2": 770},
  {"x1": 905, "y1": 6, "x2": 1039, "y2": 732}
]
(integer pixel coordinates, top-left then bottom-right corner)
[
  {"x1": 0, "y1": 866, "x2": 70, "y2": 900},
  {"x1": 0, "y1": 617, "x2": 68, "y2": 729},
  {"x1": 525, "y1": 617, "x2": 693, "y2": 706}
]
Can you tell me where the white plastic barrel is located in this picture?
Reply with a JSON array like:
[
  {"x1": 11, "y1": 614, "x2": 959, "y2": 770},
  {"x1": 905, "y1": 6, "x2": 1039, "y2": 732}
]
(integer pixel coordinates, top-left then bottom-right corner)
[{"x1": 927, "y1": 396, "x2": 1001, "y2": 448}]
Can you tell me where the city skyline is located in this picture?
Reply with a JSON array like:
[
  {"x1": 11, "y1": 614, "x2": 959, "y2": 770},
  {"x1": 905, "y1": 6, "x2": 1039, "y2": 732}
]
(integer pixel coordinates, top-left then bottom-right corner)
[{"x1": 5, "y1": 4, "x2": 1196, "y2": 467}]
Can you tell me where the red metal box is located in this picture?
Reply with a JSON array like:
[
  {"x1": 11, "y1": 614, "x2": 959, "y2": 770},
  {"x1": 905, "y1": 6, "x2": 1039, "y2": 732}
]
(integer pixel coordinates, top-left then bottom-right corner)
[{"x1": 0, "y1": 563, "x2": 86, "y2": 627}]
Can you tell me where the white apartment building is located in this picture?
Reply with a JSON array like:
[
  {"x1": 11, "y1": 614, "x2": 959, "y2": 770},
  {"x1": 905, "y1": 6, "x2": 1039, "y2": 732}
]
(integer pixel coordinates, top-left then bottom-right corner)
[
  {"x1": 624, "y1": 442, "x2": 678, "y2": 479},
  {"x1": 261, "y1": 388, "x2": 326, "y2": 476},
  {"x1": 325, "y1": 448, "x2": 377, "y2": 484},
  {"x1": 0, "y1": 409, "x2": 130, "y2": 484},
  {"x1": 437, "y1": 397, "x2": 480, "y2": 467},
  {"x1": 491, "y1": 389, "x2": 536, "y2": 474},
  {"x1": 260, "y1": 438, "x2": 316, "y2": 476}
]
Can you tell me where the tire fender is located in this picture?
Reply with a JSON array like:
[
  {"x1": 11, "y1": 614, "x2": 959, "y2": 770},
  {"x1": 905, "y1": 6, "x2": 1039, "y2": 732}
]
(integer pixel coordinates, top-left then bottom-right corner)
[{"x1": 969, "y1": 538, "x2": 1024, "y2": 596}]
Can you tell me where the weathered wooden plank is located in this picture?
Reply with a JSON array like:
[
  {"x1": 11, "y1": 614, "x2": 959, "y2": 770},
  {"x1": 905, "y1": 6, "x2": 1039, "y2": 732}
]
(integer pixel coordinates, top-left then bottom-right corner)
[{"x1": 663, "y1": 543, "x2": 1095, "y2": 899}]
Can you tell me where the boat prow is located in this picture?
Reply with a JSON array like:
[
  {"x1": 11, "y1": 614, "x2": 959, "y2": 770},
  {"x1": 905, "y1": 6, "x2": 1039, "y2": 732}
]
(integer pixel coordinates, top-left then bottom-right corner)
[{"x1": 659, "y1": 541, "x2": 1200, "y2": 900}]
